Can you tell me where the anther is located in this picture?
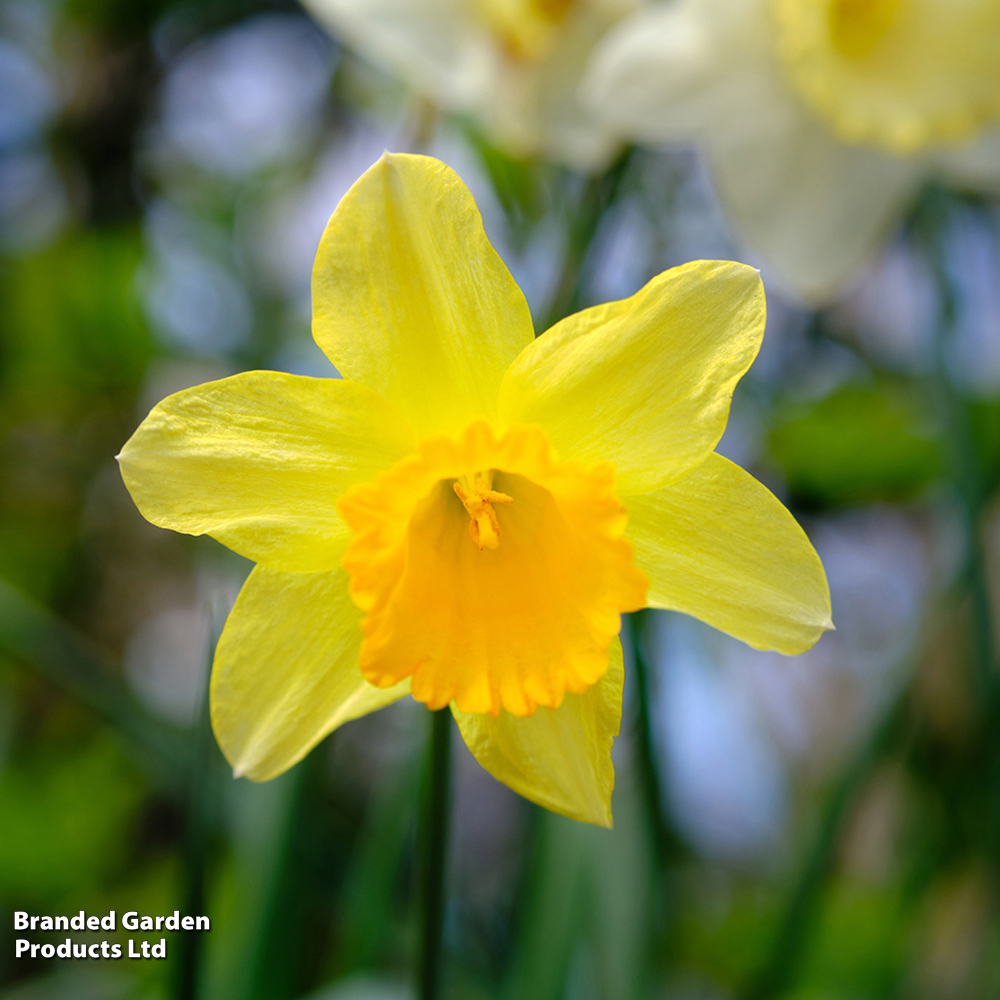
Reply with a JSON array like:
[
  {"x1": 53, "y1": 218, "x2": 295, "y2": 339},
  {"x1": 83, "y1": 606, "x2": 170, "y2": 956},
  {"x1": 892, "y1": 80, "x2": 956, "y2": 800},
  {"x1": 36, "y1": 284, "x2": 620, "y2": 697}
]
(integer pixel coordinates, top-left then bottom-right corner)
[{"x1": 454, "y1": 476, "x2": 513, "y2": 551}]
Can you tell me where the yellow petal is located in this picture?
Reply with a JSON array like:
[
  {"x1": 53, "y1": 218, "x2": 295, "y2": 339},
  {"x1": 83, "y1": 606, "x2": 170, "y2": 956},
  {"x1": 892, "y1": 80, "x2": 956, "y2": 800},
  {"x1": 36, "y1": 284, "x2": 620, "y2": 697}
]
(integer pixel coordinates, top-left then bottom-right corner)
[
  {"x1": 338, "y1": 421, "x2": 646, "y2": 717},
  {"x1": 451, "y1": 636, "x2": 623, "y2": 827},
  {"x1": 499, "y1": 260, "x2": 765, "y2": 494},
  {"x1": 626, "y1": 453, "x2": 833, "y2": 654},
  {"x1": 212, "y1": 564, "x2": 409, "y2": 781},
  {"x1": 118, "y1": 372, "x2": 414, "y2": 572},
  {"x1": 312, "y1": 152, "x2": 534, "y2": 438}
]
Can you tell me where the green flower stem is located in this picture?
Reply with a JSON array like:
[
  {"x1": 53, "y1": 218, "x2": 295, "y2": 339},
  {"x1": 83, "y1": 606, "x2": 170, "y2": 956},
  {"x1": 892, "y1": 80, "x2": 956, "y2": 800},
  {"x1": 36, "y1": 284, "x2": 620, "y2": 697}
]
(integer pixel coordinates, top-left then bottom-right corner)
[
  {"x1": 539, "y1": 147, "x2": 636, "y2": 335},
  {"x1": 626, "y1": 608, "x2": 687, "y2": 986},
  {"x1": 419, "y1": 707, "x2": 453, "y2": 1000},
  {"x1": 244, "y1": 758, "x2": 317, "y2": 1000},
  {"x1": 625, "y1": 609, "x2": 673, "y2": 872}
]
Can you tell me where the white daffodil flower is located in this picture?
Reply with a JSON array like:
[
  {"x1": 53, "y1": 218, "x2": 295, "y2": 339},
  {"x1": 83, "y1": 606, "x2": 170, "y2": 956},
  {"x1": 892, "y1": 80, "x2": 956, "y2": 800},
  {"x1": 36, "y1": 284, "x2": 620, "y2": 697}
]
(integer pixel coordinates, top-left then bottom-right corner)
[
  {"x1": 304, "y1": 0, "x2": 640, "y2": 171},
  {"x1": 583, "y1": 0, "x2": 1000, "y2": 302}
]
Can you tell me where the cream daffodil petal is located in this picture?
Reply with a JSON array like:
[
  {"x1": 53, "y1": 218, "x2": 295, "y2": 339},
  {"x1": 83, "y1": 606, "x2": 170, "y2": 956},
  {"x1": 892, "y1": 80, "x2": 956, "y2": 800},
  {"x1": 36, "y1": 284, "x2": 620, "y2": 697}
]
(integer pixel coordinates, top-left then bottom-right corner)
[
  {"x1": 581, "y1": 0, "x2": 776, "y2": 144},
  {"x1": 451, "y1": 637, "x2": 623, "y2": 828},
  {"x1": 705, "y1": 116, "x2": 920, "y2": 303},
  {"x1": 312, "y1": 153, "x2": 534, "y2": 438},
  {"x1": 303, "y1": 0, "x2": 495, "y2": 113},
  {"x1": 499, "y1": 260, "x2": 764, "y2": 495},
  {"x1": 626, "y1": 453, "x2": 832, "y2": 654},
  {"x1": 118, "y1": 372, "x2": 414, "y2": 573},
  {"x1": 212, "y1": 565, "x2": 409, "y2": 782}
]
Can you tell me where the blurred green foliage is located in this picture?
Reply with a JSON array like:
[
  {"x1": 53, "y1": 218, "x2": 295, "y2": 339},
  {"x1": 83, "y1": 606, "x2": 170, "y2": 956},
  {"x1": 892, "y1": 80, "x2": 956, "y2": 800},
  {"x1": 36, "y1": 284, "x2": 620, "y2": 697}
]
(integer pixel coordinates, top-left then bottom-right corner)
[
  {"x1": 792, "y1": 885, "x2": 909, "y2": 998},
  {"x1": 0, "y1": 231, "x2": 152, "y2": 409},
  {"x1": 0, "y1": 230, "x2": 154, "y2": 600},
  {"x1": 968, "y1": 398, "x2": 1000, "y2": 497},
  {"x1": 769, "y1": 380, "x2": 943, "y2": 508},
  {"x1": 0, "y1": 734, "x2": 143, "y2": 900},
  {"x1": 671, "y1": 883, "x2": 775, "y2": 992}
]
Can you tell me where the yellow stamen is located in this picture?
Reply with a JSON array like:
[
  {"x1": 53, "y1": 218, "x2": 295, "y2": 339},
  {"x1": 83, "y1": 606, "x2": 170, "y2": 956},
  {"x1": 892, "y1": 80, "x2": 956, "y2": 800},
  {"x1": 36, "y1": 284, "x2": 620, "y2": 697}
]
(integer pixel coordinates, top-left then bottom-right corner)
[{"x1": 454, "y1": 475, "x2": 514, "y2": 551}]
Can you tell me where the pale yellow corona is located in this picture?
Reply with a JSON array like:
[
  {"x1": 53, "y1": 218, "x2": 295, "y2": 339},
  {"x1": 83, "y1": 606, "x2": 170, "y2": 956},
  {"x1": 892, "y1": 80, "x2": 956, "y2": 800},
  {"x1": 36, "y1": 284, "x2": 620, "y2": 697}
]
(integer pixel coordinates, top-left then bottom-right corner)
[{"x1": 775, "y1": 0, "x2": 1000, "y2": 153}]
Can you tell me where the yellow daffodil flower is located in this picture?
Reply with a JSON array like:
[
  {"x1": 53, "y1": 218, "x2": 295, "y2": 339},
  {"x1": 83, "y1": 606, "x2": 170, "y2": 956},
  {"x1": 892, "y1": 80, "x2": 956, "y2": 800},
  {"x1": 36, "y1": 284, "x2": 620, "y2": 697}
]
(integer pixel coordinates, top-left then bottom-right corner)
[
  {"x1": 118, "y1": 153, "x2": 832, "y2": 826},
  {"x1": 583, "y1": 0, "x2": 1000, "y2": 302},
  {"x1": 301, "y1": 0, "x2": 640, "y2": 170}
]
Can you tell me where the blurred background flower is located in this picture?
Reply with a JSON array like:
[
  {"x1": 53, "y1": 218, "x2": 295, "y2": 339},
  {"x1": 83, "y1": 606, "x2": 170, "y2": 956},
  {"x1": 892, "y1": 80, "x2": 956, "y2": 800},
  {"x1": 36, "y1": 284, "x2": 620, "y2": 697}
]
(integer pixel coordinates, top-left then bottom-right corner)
[
  {"x1": 583, "y1": 0, "x2": 1000, "y2": 301},
  {"x1": 301, "y1": 0, "x2": 639, "y2": 170},
  {"x1": 0, "y1": 0, "x2": 998, "y2": 998}
]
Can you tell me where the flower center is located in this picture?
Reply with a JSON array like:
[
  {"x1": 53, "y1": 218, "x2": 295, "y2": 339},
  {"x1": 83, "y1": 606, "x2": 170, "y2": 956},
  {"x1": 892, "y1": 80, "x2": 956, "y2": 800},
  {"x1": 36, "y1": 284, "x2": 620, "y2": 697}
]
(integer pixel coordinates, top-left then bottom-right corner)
[
  {"x1": 828, "y1": 0, "x2": 899, "y2": 59},
  {"x1": 453, "y1": 473, "x2": 514, "y2": 550},
  {"x1": 774, "y1": 0, "x2": 1000, "y2": 153},
  {"x1": 337, "y1": 421, "x2": 647, "y2": 717}
]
